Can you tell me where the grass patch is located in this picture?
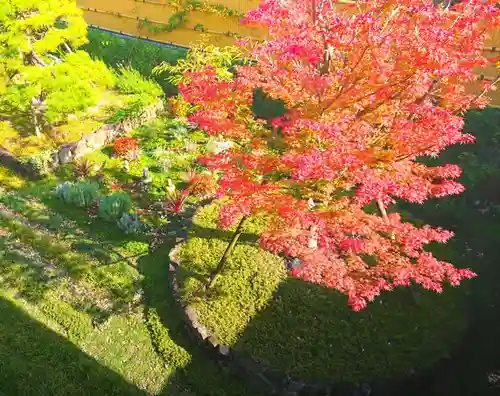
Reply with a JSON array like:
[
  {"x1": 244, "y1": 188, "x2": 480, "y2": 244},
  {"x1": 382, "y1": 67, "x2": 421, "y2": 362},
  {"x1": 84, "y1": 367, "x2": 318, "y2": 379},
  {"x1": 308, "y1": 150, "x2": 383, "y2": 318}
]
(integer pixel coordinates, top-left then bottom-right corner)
[
  {"x1": 178, "y1": 203, "x2": 470, "y2": 384},
  {"x1": 84, "y1": 29, "x2": 186, "y2": 96},
  {"x1": 0, "y1": 294, "x2": 146, "y2": 396},
  {"x1": 81, "y1": 313, "x2": 169, "y2": 393}
]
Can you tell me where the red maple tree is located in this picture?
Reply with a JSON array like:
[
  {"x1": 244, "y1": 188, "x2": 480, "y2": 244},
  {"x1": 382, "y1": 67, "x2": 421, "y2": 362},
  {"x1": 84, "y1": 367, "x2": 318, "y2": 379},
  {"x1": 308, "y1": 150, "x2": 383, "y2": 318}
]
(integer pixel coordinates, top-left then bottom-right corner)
[{"x1": 179, "y1": 0, "x2": 500, "y2": 310}]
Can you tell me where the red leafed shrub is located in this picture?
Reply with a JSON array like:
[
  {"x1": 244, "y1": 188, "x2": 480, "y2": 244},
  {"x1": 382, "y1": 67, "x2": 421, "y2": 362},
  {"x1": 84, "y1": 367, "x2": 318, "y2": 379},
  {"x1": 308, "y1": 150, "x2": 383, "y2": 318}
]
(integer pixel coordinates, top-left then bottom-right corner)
[
  {"x1": 164, "y1": 189, "x2": 190, "y2": 214},
  {"x1": 187, "y1": 172, "x2": 218, "y2": 198},
  {"x1": 114, "y1": 137, "x2": 140, "y2": 160},
  {"x1": 179, "y1": 0, "x2": 500, "y2": 310}
]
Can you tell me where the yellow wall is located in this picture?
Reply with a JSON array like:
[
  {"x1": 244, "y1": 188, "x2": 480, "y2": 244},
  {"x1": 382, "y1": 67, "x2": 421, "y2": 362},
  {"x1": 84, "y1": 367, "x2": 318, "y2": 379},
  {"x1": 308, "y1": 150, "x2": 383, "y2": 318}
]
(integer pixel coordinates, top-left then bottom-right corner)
[
  {"x1": 77, "y1": 0, "x2": 500, "y2": 105},
  {"x1": 77, "y1": 0, "x2": 264, "y2": 47}
]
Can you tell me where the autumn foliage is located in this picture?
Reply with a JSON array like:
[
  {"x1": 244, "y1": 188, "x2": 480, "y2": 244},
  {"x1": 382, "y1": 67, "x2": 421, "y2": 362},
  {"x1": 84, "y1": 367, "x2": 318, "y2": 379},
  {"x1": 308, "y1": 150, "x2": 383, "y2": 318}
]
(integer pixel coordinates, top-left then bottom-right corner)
[
  {"x1": 179, "y1": 0, "x2": 500, "y2": 310},
  {"x1": 187, "y1": 171, "x2": 218, "y2": 198},
  {"x1": 114, "y1": 137, "x2": 140, "y2": 160}
]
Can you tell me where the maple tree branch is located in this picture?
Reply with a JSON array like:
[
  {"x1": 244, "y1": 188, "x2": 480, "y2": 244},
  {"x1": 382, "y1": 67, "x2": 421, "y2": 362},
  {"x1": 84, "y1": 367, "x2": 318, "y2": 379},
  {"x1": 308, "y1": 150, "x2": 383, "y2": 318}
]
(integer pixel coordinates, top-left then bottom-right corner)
[
  {"x1": 377, "y1": 198, "x2": 389, "y2": 222},
  {"x1": 320, "y1": 45, "x2": 370, "y2": 113},
  {"x1": 415, "y1": 78, "x2": 442, "y2": 105},
  {"x1": 465, "y1": 75, "x2": 500, "y2": 111}
]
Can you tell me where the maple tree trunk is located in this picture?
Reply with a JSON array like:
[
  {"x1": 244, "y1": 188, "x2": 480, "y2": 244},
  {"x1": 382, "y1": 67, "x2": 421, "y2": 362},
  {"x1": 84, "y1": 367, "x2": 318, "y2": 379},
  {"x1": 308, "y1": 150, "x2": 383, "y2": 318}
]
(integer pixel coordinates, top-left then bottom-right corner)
[{"x1": 208, "y1": 216, "x2": 248, "y2": 289}]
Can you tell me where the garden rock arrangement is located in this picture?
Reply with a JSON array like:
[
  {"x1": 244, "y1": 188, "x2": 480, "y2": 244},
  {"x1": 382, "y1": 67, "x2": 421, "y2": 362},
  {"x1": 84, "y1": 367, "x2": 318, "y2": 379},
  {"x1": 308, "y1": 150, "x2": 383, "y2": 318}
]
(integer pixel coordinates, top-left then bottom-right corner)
[
  {"x1": 0, "y1": 100, "x2": 164, "y2": 180},
  {"x1": 57, "y1": 100, "x2": 164, "y2": 165},
  {"x1": 168, "y1": 241, "x2": 372, "y2": 396}
]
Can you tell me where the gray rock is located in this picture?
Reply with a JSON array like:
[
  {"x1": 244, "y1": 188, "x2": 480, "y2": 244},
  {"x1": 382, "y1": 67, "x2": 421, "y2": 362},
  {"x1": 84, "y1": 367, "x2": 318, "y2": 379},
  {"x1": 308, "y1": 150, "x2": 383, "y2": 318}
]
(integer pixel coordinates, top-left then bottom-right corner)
[
  {"x1": 85, "y1": 128, "x2": 108, "y2": 149},
  {"x1": 358, "y1": 383, "x2": 371, "y2": 396},
  {"x1": 103, "y1": 124, "x2": 118, "y2": 140},
  {"x1": 73, "y1": 139, "x2": 89, "y2": 159},
  {"x1": 218, "y1": 344, "x2": 231, "y2": 357},
  {"x1": 184, "y1": 306, "x2": 197, "y2": 323},
  {"x1": 287, "y1": 380, "x2": 306, "y2": 392},
  {"x1": 171, "y1": 280, "x2": 179, "y2": 294},
  {"x1": 50, "y1": 151, "x2": 60, "y2": 168},
  {"x1": 207, "y1": 335, "x2": 219, "y2": 347},
  {"x1": 121, "y1": 119, "x2": 134, "y2": 132},
  {"x1": 58, "y1": 144, "x2": 75, "y2": 164},
  {"x1": 197, "y1": 325, "x2": 209, "y2": 340}
]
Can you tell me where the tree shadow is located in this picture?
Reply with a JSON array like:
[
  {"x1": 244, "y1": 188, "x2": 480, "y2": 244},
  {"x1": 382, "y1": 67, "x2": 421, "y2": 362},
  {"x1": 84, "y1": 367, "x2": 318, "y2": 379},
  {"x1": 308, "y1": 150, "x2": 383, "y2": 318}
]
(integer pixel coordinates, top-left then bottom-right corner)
[
  {"x1": 0, "y1": 238, "x2": 55, "y2": 302},
  {"x1": 0, "y1": 193, "x2": 146, "y2": 323},
  {"x1": 228, "y1": 275, "x2": 479, "y2": 395},
  {"x1": 137, "y1": 239, "x2": 263, "y2": 396},
  {"x1": 394, "y1": 108, "x2": 500, "y2": 395},
  {"x1": 0, "y1": 108, "x2": 36, "y2": 137},
  {"x1": 188, "y1": 223, "x2": 259, "y2": 245},
  {"x1": 0, "y1": 296, "x2": 147, "y2": 396}
]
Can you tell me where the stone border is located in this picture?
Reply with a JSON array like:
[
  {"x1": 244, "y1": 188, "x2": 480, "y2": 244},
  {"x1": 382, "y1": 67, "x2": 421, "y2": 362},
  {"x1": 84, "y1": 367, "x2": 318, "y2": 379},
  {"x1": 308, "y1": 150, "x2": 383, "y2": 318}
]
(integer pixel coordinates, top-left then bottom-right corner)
[
  {"x1": 0, "y1": 99, "x2": 164, "y2": 179},
  {"x1": 168, "y1": 236, "x2": 373, "y2": 396}
]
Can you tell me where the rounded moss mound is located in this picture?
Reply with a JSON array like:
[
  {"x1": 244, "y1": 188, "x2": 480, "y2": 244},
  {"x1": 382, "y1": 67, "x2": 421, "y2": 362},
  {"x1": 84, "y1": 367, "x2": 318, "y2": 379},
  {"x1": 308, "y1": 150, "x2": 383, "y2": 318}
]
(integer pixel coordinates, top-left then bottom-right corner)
[{"x1": 178, "y1": 203, "x2": 471, "y2": 384}]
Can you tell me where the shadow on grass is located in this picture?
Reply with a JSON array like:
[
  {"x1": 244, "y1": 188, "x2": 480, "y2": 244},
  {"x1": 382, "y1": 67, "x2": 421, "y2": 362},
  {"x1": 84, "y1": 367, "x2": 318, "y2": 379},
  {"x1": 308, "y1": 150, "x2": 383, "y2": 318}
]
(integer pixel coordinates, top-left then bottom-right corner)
[
  {"x1": 0, "y1": 296, "x2": 146, "y2": 396},
  {"x1": 189, "y1": 223, "x2": 259, "y2": 245},
  {"x1": 137, "y1": 238, "x2": 262, "y2": 396},
  {"x1": 0, "y1": 237, "x2": 54, "y2": 302},
  {"x1": 393, "y1": 107, "x2": 500, "y2": 394},
  {"x1": 0, "y1": 192, "x2": 146, "y2": 322},
  {"x1": 229, "y1": 275, "x2": 475, "y2": 394}
]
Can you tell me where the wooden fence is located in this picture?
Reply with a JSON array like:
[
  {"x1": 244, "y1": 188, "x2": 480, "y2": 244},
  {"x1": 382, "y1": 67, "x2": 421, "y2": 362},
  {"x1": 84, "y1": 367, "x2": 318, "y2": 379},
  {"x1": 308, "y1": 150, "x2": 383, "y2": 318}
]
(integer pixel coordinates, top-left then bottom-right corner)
[{"x1": 77, "y1": 0, "x2": 500, "y2": 105}]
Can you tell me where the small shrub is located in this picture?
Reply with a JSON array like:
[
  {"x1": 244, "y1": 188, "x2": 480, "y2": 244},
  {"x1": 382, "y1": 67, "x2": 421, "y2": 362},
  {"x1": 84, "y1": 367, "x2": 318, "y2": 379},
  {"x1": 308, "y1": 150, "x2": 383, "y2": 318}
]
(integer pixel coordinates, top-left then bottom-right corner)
[
  {"x1": 73, "y1": 158, "x2": 96, "y2": 179},
  {"x1": 206, "y1": 138, "x2": 233, "y2": 155},
  {"x1": 184, "y1": 140, "x2": 198, "y2": 153},
  {"x1": 158, "y1": 157, "x2": 172, "y2": 173},
  {"x1": 164, "y1": 189, "x2": 189, "y2": 214},
  {"x1": 20, "y1": 150, "x2": 55, "y2": 176},
  {"x1": 116, "y1": 67, "x2": 163, "y2": 99},
  {"x1": 167, "y1": 124, "x2": 189, "y2": 140},
  {"x1": 153, "y1": 41, "x2": 245, "y2": 84},
  {"x1": 150, "y1": 146, "x2": 169, "y2": 160},
  {"x1": 167, "y1": 95, "x2": 196, "y2": 119},
  {"x1": 117, "y1": 213, "x2": 142, "y2": 235},
  {"x1": 99, "y1": 192, "x2": 134, "y2": 221},
  {"x1": 114, "y1": 137, "x2": 140, "y2": 160},
  {"x1": 55, "y1": 181, "x2": 101, "y2": 208}
]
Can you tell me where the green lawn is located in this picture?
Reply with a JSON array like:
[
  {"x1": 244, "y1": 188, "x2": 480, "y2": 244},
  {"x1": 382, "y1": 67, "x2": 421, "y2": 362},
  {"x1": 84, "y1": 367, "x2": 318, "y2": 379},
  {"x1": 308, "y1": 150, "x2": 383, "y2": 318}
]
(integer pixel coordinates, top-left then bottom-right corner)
[{"x1": 0, "y1": 157, "x2": 258, "y2": 396}]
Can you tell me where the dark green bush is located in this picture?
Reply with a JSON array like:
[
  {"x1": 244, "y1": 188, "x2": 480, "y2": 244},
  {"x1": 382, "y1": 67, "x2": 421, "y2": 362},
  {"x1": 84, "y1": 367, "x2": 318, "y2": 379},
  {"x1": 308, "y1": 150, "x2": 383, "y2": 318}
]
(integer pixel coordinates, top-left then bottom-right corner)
[{"x1": 98, "y1": 192, "x2": 134, "y2": 222}]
